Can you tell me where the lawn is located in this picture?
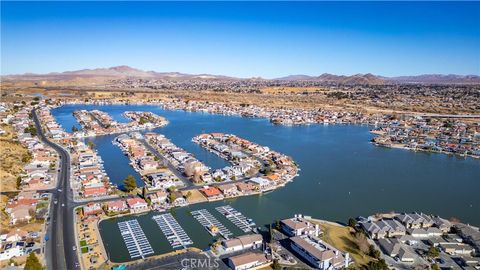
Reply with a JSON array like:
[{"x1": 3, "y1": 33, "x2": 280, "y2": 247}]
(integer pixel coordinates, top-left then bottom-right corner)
[
  {"x1": 36, "y1": 201, "x2": 49, "y2": 210},
  {"x1": 81, "y1": 247, "x2": 89, "y2": 254},
  {"x1": 80, "y1": 240, "x2": 87, "y2": 247},
  {"x1": 314, "y1": 221, "x2": 374, "y2": 266}
]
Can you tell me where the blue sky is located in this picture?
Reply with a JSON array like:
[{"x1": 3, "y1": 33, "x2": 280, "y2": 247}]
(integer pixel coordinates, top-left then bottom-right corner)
[{"x1": 1, "y1": 2, "x2": 479, "y2": 78}]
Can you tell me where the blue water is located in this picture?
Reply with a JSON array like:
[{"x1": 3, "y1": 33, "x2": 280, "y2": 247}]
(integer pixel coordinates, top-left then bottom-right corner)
[{"x1": 51, "y1": 104, "x2": 480, "y2": 261}]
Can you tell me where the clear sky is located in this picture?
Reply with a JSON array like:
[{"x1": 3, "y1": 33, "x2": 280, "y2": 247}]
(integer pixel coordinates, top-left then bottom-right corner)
[{"x1": 1, "y1": 1, "x2": 479, "y2": 78}]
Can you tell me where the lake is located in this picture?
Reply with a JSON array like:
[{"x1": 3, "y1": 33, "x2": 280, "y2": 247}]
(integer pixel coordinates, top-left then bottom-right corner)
[{"x1": 51, "y1": 104, "x2": 480, "y2": 262}]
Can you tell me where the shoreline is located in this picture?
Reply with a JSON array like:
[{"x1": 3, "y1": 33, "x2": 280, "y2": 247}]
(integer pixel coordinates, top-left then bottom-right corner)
[{"x1": 52, "y1": 101, "x2": 480, "y2": 160}]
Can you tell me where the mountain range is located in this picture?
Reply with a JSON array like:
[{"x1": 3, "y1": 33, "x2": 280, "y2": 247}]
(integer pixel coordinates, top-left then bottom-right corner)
[{"x1": 3, "y1": 65, "x2": 480, "y2": 84}]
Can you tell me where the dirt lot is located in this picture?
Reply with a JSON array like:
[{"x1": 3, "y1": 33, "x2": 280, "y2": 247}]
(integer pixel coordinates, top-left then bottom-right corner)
[
  {"x1": 0, "y1": 124, "x2": 30, "y2": 192},
  {"x1": 182, "y1": 189, "x2": 207, "y2": 204}
]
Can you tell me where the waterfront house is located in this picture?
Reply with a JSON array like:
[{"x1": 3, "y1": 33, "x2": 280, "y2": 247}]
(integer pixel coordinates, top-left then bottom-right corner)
[
  {"x1": 281, "y1": 215, "x2": 320, "y2": 237},
  {"x1": 126, "y1": 198, "x2": 149, "y2": 213},
  {"x1": 227, "y1": 251, "x2": 270, "y2": 270},
  {"x1": 222, "y1": 234, "x2": 263, "y2": 253},
  {"x1": 105, "y1": 200, "x2": 129, "y2": 214},
  {"x1": 218, "y1": 183, "x2": 239, "y2": 197},
  {"x1": 395, "y1": 212, "x2": 434, "y2": 229},
  {"x1": 170, "y1": 191, "x2": 187, "y2": 206},
  {"x1": 290, "y1": 235, "x2": 350, "y2": 270},
  {"x1": 147, "y1": 172, "x2": 178, "y2": 190},
  {"x1": 236, "y1": 182, "x2": 256, "y2": 194},
  {"x1": 148, "y1": 191, "x2": 168, "y2": 205},
  {"x1": 431, "y1": 216, "x2": 452, "y2": 233},
  {"x1": 138, "y1": 158, "x2": 158, "y2": 172},
  {"x1": 199, "y1": 186, "x2": 224, "y2": 201},
  {"x1": 249, "y1": 177, "x2": 274, "y2": 192},
  {"x1": 360, "y1": 219, "x2": 406, "y2": 239}
]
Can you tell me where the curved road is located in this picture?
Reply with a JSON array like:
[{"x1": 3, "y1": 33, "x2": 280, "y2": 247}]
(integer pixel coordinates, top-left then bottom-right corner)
[{"x1": 32, "y1": 109, "x2": 79, "y2": 270}]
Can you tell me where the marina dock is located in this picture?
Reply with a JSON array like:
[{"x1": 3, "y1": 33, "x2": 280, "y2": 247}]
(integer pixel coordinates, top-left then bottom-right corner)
[
  {"x1": 118, "y1": 219, "x2": 154, "y2": 259},
  {"x1": 216, "y1": 205, "x2": 255, "y2": 233},
  {"x1": 152, "y1": 213, "x2": 193, "y2": 249},
  {"x1": 191, "y1": 209, "x2": 232, "y2": 239}
]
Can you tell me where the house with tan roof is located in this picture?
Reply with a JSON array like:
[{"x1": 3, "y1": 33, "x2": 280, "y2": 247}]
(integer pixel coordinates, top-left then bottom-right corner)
[
  {"x1": 290, "y1": 235, "x2": 351, "y2": 270},
  {"x1": 222, "y1": 234, "x2": 263, "y2": 253},
  {"x1": 281, "y1": 214, "x2": 320, "y2": 237},
  {"x1": 218, "y1": 183, "x2": 238, "y2": 197},
  {"x1": 227, "y1": 251, "x2": 270, "y2": 270},
  {"x1": 126, "y1": 198, "x2": 149, "y2": 213}
]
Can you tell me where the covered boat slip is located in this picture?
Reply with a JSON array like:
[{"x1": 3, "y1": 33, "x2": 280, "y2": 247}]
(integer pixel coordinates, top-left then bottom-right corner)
[
  {"x1": 152, "y1": 213, "x2": 193, "y2": 249},
  {"x1": 118, "y1": 219, "x2": 154, "y2": 259},
  {"x1": 191, "y1": 209, "x2": 232, "y2": 239},
  {"x1": 216, "y1": 205, "x2": 255, "y2": 233}
]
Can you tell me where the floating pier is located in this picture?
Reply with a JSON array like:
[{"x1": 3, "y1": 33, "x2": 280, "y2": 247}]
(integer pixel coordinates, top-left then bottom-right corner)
[
  {"x1": 216, "y1": 205, "x2": 256, "y2": 233},
  {"x1": 191, "y1": 209, "x2": 232, "y2": 239},
  {"x1": 152, "y1": 213, "x2": 193, "y2": 249},
  {"x1": 118, "y1": 219, "x2": 154, "y2": 259}
]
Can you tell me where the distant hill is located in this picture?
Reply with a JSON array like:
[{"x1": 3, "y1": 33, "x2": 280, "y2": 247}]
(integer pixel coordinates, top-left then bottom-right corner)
[
  {"x1": 3, "y1": 65, "x2": 479, "y2": 84},
  {"x1": 275, "y1": 73, "x2": 480, "y2": 84},
  {"x1": 3, "y1": 65, "x2": 237, "y2": 81},
  {"x1": 388, "y1": 74, "x2": 480, "y2": 84},
  {"x1": 276, "y1": 73, "x2": 386, "y2": 85}
]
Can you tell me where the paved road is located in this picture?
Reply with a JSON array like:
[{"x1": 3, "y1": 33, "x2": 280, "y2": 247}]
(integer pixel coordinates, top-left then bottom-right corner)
[
  {"x1": 32, "y1": 109, "x2": 80, "y2": 270},
  {"x1": 139, "y1": 139, "x2": 194, "y2": 188}
]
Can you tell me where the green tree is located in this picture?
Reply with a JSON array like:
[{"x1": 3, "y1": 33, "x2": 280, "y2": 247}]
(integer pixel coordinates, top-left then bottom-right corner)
[
  {"x1": 431, "y1": 264, "x2": 440, "y2": 270},
  {"x1": 168, "y1": 192, "x2": 177, "y2": 203},
  {"x1": 272, "y1": 259, "x2": 281, "y2": 270},
  {"x1": 185, "y1": 191, "x2": 192, "y2": 198},
  {"x1": 139, "y1": 117, "x2": 147, "y2": 125},
  {"x1": 24, "y1": 126, "x2": 37, "y2": 136},
  {"x1": 24, "y1": 252, "x2": 43, "y2": 270},
  {"x1": 123, "y1": 175, "x2": 137, "y2": 192},
  {"x1": 87, "y1": 140, "x2": 95, "y2": 149},
  {"x1": 348, "y1": 218, "x2": 357, "y2": 228},
  {"x1": 369, "y1": 245, "x2": 381, "y2": 259},
  {"x1": 427, "y1": 246, "x2": 440, "y2": 258},
  {"x1": 364, "y1": 259, "x2": 388, "y2": 270},
  {"x1": 16, "y1": 176, "x2": 22, "y2": 189}
]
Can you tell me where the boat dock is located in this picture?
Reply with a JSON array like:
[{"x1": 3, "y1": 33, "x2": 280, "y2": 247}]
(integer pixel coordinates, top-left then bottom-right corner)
[
  {"x1": 118, "y1": 219, "x2": 154, "y2": 259},
  {"x1": 152, "y1": 213, "x2": 193, "y2": 249},
  {"x1": 191, "y1": 209, "x2": 232, "y2": 239},
  {"x1": 216, "y1": 205, "x2": 255, "y2": 232}
]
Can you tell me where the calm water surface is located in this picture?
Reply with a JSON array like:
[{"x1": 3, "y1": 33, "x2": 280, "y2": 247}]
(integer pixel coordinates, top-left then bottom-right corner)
[{"x1": 51, "y1": 105, "x2": 480, "y2": 262}]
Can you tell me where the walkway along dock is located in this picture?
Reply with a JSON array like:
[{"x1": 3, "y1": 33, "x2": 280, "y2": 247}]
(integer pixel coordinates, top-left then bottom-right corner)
[
  {"x1": 152, "y1": 213, "x2": 193, "y2": 249},
  {"x1": 118, "y1": 219, "x2": 154, "y2": 259},
  {"x1": 216, "y1": 205, "x2": 255, "y2": 233}
]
